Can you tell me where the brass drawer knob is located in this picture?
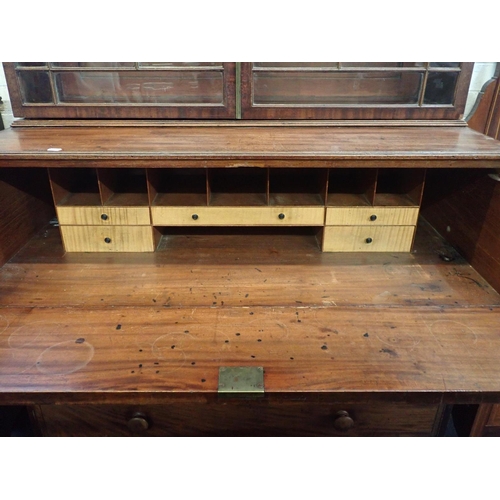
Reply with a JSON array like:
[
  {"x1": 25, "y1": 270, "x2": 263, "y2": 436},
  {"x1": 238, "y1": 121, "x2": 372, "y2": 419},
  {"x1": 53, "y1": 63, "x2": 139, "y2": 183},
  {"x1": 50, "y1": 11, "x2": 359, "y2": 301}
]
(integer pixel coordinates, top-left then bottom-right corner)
[
  {"x1": 333, "y1": 410, "x2": 354, "y2": 432},
  {"x1": 370, "y1": 214, "x2": 377, "y2": 221},
  {"x1": 365, "y1": 237, "x2": 373, "y2": 244},
  {"x1": 127, "y1": 413, "x2": 150, "y2": 433},
  {"x1": 101, "y1": 213, "x2": 109, "y2": 221},
  {"x1": 104, "y1": 237, "x2": 112, "y2": 244},
  {"x1": 278, "y1": 213, "x2": 285, "y2": 220}
]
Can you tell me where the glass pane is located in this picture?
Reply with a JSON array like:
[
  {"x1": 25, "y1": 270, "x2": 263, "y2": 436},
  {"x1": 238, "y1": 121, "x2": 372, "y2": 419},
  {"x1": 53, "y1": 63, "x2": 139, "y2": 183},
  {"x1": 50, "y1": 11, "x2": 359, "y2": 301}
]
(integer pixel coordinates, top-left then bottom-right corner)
[
  {"x1": 17, "y1": 71, "x2": 53, "y2": 103},
  {"x1": 55, "y1": 71, "x2": 224, "y2": 104},
  {"x1": 341, "y1": 62, "x2": 425, "y2": 68},
  {"x1": 139, "y1": 62, "x2": 222, "y2": 67},
  {"x1": 52, "y1": 62, "x2": 135, "y2": 68},
  {"x1": 15, "y1": 62, "x2": 47, "y2": 67},
  {"x1": 423, "y1": 71, "x2": 459, "y2": 104},
  {"x1": 254, "y1": 62, "x2": 339, "y2": 68},
  {"x1": 253, "y1": 71, "x2": 423, "y2": 105},
  {"x1": 429, "y1": 62, "x2": 460, "y2": 68}
]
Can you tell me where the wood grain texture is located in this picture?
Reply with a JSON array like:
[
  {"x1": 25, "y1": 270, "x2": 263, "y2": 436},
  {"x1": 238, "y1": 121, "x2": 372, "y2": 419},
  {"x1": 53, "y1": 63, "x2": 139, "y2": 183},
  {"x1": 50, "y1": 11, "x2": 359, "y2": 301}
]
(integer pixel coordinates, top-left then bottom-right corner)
[
  {"x1": 1, "y1": 126, "x2": 500, "y2": 163},
  {"x1": 323, "y1": 226, "x2": 415, "y2": 252},
  {"x1": 36, "y1": 401, "x2": 439, "y2": 436},
  {"x1": 0, "y1": 304, "x2": 499, "y2": 403},
  {"x1": 60, "y1": 226, "x2": 154, "y2": 252},
  {"x1": 1, "y1": 224, "x2": 498, "y2": 310},
  {"x1": 0, "y1": 223, "x2": 499, "y2": 406},
  {"x1": 325, "y1": 207, "x2": 419, "y2": 226},
  {"x1": 56, "y1": 206, "x2": 151, "y2": 225},
  {"x1": 151, "y1": 206, "x2": 325, "y2": 226}
]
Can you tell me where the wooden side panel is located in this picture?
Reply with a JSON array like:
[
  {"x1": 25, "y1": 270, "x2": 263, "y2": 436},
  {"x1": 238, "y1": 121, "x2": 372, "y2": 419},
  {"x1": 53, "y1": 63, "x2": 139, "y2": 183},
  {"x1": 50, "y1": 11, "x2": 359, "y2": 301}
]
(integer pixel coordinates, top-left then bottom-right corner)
[
  {"x1": 422, "y1": 169, "x2": 500, "y2": 293},
  {"x1": 422, "y1": 73, "x2": 500, "y2": 293},
  {"x1": 0, "y1": 168, "x2": 54, "y2": 267},
  {"x1": 37, "y1": 402, "x2": 439, "y2": 437}
]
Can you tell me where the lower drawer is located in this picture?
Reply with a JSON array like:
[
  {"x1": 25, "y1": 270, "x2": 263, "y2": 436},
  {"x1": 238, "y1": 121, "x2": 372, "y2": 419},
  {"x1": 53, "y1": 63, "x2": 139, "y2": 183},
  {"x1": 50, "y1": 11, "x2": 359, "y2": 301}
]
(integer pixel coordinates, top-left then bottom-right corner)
[
  {"x1": 323, "y1": 225, "x2": 415, "y2": 252},
  {"x1": 60, "y1": 226, "x2": 155, "y2": 252},
  {"x1": 151, "y1": 206, "x2": 325, "y2": 226},
  {"x1": 34, "y1": 401, "x2": 439, "y2": 437}
]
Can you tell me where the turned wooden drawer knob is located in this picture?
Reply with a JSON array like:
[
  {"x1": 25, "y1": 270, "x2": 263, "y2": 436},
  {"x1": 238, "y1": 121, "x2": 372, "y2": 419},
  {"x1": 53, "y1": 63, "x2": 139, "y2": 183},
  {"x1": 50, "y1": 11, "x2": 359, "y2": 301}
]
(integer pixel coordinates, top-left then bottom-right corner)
[
  {"x1": 127, "y1": 413, "x2": 150, "y2": 433},
  {"x1": 104, "y1": 237, "x2": 112, "y2": 244},
  {"x1": 278, "y1": 213, "x2": 285, "y2": 220},
  {"x1": 365, "y1": 237, "x2": 373, "y2": 244},
  {"x1": 370, "y1": 214, "x2": 377, "y2": 221},
  {"x1": 333, "y1": 410, "x2": 354, "y2": 432},
  {"x1": 101, "y1": 213, "x2": 109, "y2": 221},
  {"x1": 192, "y1": 214, "x2": 199, "y2": 220}
]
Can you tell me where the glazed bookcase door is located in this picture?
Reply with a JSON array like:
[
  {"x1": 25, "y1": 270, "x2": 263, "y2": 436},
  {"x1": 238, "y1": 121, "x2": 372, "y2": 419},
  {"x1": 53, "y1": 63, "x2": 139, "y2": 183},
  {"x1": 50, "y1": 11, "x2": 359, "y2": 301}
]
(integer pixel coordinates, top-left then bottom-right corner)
[
  {"x1": 240, "y1": 62, "x2": 474, "y2": 120},
  {"x1": 4, "y1": 62, "x2": 237, "y2": 119}
]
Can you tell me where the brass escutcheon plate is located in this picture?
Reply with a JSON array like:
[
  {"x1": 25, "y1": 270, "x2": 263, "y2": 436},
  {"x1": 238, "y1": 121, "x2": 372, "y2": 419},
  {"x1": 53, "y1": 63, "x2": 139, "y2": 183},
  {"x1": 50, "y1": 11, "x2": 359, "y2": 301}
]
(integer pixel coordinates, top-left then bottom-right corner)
[{"x1": 218, "y1": 366, "x2": 264, "y2": 398}]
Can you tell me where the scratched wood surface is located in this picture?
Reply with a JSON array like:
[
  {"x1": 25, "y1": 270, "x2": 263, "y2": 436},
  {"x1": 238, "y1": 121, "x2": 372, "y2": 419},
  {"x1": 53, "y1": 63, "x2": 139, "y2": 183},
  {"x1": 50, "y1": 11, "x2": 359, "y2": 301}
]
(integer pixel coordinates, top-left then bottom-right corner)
[
  {"x1": 1, "y1": 126, "x2": 500, "y2": 163},
  {"x1": 0, "y1": 222, "x2": 499, "y2": 405}
]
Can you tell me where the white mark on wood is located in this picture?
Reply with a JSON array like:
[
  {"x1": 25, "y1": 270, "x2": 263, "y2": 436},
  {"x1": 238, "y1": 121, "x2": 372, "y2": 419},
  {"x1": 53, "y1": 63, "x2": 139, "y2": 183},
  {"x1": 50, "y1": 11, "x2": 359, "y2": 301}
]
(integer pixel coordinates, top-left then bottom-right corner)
[
  {"x1": 36, "y1": 340, "x2": 94, "y2": 375},
  {"x1": 0, "y1": 315, "x2": 9, "y2": 336}
]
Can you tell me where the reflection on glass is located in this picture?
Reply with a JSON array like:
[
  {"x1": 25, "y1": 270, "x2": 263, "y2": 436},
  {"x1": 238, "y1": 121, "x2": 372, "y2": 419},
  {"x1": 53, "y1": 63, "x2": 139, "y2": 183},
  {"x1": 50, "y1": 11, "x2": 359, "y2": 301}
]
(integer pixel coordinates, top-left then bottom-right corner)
[
  {"x1": 429, "y1": 62, "x2": 460, "y2": 68},
  {"x1": 18, "y1": 71, "x2": 53, "y2": 103},
  {"x1": 55, "y1": 71, "x2": 224, "y2": 104},
  {"x1": 254, "y1": 62, "x2": 339, "y2": 68},
  {"x1": 139, "y1": 62, "x2": 222, "y2": 67},
  {"x1": 423, "y1": 71, "x2": 459, "y2": 104},
  {"x1": 253, "y1": 71, "x2": 423, "y2": 105},
  {"x1": 341, "y1": 62, "x2": 425, "y2": 68},
  {"x1": 52, "y1": 62, "x2": 135, "y2": 68}
]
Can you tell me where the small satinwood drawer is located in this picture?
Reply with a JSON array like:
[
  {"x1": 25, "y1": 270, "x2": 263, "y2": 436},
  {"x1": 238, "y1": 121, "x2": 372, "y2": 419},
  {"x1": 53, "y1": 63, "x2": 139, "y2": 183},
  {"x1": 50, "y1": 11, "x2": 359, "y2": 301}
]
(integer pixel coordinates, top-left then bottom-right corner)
[
  {"x1": 323, "y1": 226, "x2": 415, "y2": 252},
  {"x1": 325, "y1": 206, "x2": 419, "y2": 226},
  {"x1": 57, "y1": 206, "x2": 151, "y2": 226},
  {"x1": 151, "y1": 206, "x2": 325, "y2": 226},
  {"x1": 60, "y1": 226, "x2": 154, "y2": 252}
]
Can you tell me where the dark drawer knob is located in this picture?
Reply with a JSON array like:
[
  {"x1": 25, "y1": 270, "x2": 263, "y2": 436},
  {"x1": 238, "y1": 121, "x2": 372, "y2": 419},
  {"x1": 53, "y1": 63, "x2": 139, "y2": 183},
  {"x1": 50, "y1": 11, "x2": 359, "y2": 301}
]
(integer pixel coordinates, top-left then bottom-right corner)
[
  {"x1": 101, "y1": 214, "x2": 109, "y2": 221},
  {"x1": 127, "y1": 413, "x2": 150, "y2": 433},
  {"x1": 278, "y1": 213, "x2": 285, "y2": 220},
  {"x1": 370, "y1": 214, "x2": 377, "y2": 221},
  {"x1": 365, "y1": 237, "x2": 373, "y2": 244},
  {"x1": 333, "y1": 410, "x2": 354, "y2": 432},
  {"x1": 192, "y1": 214, "x2": 199, "y2": 220},
  {"x1": 104, "y1": 237, "x2": 112, "y2": 244}
]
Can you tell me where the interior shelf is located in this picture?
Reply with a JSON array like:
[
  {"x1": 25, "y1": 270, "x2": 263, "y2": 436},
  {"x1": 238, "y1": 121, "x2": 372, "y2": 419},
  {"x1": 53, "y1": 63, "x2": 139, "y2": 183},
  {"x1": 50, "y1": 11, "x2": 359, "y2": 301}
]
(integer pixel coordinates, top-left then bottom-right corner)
[
  {"x1": 269, "y1": 168, "x2": 326, "y2": 206},
  {"x1": 208, "y1": 168, "x2": 267, "y2": 206},
  {"x1": 327, "y1": 169, "x2": 376, "y2": 206},
  {"x1": 99, "y1": 168, "x2": 149, "y2": 206},
  {"x1": 374, "y1": 168, "x2": 425, "y2": 207},
  {"x1": 149, "y1": 169, "x2": 208, "y2": 207},
  {"x1": 49, "y1": 168, "x2": 101, "y2": 206}
]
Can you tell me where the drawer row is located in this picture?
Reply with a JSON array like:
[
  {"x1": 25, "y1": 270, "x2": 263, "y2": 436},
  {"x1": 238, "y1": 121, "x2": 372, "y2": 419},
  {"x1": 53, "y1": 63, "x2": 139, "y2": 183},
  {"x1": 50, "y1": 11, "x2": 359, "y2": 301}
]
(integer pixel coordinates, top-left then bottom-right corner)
[
  {"x1": 57, "y1": 205, "x2": 419, "y2": 226},
  {"x1": 60, "y1": 225, "x2": 416, "y2": 253}
]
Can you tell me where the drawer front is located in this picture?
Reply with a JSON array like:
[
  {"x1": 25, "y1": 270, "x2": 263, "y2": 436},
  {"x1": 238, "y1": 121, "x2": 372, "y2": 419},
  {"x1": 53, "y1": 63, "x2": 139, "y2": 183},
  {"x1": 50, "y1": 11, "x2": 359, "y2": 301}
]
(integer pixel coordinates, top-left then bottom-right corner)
[
  {"x1": 57, "y1": 206, "x2": 151, "y2": 225},
  {"x1": 323, "y1": 226, "x2": 415, "y2": 252},
  {"x1": 151, "y1": 206, "x2": 325, "y2": 226},
  {"x1": 60, "y1": 226, "x2": 154, "y2": 252},
  {"x1": 326, "y1": 206, "x2": 419, "y2": 226},
  {"x1": 36, "y1": 401, "x2": 439, "y2": 437}
]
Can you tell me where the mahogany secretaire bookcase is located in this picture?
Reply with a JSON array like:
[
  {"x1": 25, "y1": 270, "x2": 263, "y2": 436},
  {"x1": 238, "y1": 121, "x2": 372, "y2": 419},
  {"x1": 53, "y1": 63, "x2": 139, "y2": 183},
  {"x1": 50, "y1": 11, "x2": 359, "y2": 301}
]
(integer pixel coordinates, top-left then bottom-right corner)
[{"x1": 1, "y1": 62, "x2": 500, "y2": 436}]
